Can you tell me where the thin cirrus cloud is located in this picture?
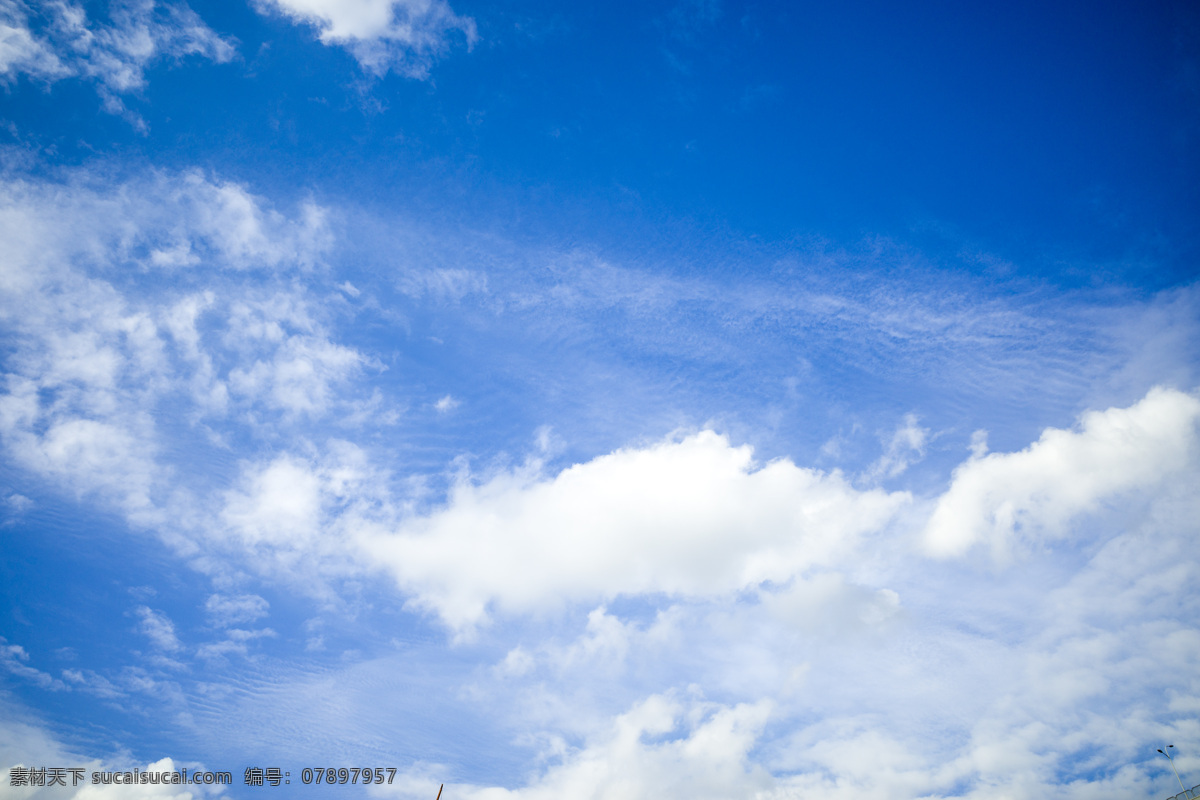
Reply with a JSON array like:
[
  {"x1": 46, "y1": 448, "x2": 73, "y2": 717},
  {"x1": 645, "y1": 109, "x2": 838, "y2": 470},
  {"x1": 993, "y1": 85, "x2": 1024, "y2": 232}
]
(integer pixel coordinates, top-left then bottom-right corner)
[{"x1": 252, "y1": 0, "x2": 477, "y2": 77}]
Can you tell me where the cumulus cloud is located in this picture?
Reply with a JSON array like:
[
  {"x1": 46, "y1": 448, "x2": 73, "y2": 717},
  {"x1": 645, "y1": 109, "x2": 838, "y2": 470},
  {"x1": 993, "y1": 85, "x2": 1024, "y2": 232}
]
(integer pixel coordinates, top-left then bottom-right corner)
[
  {"x1": 372, "y1": 695, "x2": 772, "y2": 800},
  {"x1": 253, "y1": 0, "x2": 476, "y2": 78},
  {"x1": 474, "y1": 694, "x2": 774, "y2": 800},
  {"x1": 361, "y1": 431, "x2": 908, "y2": 631},
  {"x1": 924, "y1": 387, "x2": 1200, "y2": 560},
  {"x1": 452, "y1": 442, "x2": 1199, "y2": 800},
  {"x1": 0, "y1": 0, "x2": 235, "y2": 122},
  {"x1": 206, "y1": 440, "x2": 399, "y2": 598}
]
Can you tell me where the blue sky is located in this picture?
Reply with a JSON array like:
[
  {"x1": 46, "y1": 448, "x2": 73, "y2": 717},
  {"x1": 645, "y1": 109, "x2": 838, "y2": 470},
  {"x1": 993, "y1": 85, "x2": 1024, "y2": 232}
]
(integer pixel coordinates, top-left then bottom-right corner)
[{"x1": 0, "y1": 1, "x2": 1198, "y2": 799}]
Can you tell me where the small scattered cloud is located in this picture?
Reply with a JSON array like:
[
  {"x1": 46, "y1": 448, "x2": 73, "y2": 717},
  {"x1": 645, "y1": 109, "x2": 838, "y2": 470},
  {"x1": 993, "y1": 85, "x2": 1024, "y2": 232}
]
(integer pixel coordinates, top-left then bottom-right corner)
[
  {"x1": 861, "y1": 412, "x2": 928, "y2": 483},
  {"x1": 252, "y1": 0, "x2": 476, "y2": 78},
  {"x1": 4, "y1": 492, "x2": 31, "y2": 512},
  {"x1": 135, "y1": 606, "x2": 182, "y2": 653},
  {"x1": 434, "y1": 394, "x2": 458, "y2": 413},
  {"x1": 0, "y1": 0, "x2": 236, "y2": 125},
  {"x1": 196, "y1": 627, "x2": 277, "y2": 661},
  {"x1": 204, "y1": 593, "x2": 269, "y2": 627},
  {"x1": 0, "y1": 638, "x2": 66, "y2": 690}
]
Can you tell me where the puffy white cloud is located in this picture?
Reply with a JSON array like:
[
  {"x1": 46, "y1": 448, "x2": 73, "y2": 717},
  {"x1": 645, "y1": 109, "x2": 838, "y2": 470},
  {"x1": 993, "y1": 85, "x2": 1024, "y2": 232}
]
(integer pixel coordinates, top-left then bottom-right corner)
[
  {"x1": 0, "y1": 706, "x2": 102, "y2": 800},
  {"x1": 212, "y1": 441, "x2": 396, "y2": 594},
  {"x1": 361, "y1": 431, "x2": 908, "y2": 631},
  {"x1": 924, "y1": 387, "x2": 1200, "y2": 560},
  {"x1": 391, "y1": 694, "x2": 773, "y2": 800},
  {"x1": 0, "y1": 169, "x2": 331, "y2": 285},
  {"x1": 254, "y1": 0, "x2": 476, "y2": 78},
  {"x1": 0, "y1": 0, "x2": 235, "y2": 121}
]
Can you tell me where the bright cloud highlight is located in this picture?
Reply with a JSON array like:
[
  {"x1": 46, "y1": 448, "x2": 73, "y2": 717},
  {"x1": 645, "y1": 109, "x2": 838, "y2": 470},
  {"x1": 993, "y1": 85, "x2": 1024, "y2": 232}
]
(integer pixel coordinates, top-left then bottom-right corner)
[
  {"x1": 924, "y1": 387, "x2": 1200, "y2": 560},
  {"x1": 253, "y1": 0, "x2": 476, "y2": 77},
  {"x1": 362, "y1": 431, "x2": 909, "y2": 631}
]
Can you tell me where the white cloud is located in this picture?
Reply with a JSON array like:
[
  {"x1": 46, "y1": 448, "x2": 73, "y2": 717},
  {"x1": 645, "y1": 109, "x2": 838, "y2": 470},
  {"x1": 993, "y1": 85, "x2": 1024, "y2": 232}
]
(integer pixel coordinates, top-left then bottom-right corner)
[
  {"x1": 0, "y1": 0, "x2": 235, "y2": 121},
  {"x1": 362, "y1": 431, "x2": 909, "y2": 631},
  {"x1": 4, "y1": 492, "x2": 32, "y2": 512},
  {"x1": 136, "y1": 606, "x2": 182, "y2": 653},
  {"x1": 204, "y1": 593, "x2": 269, "y2": 627},
  {"x1": 398, "y1": 694, "x2": 774, "y2": 800},
  {"x1": 10, "y1": 416, "x2": 160, "y2": 516},
  {"x1": 494, "y1": 606, "x2": 655, "y2": 680},
  {"x1": 254, "y1": 0, "x2": 476, "y2": 78},
  {"x1": 0, "y1": 720, "x2": 223, "y2": 800},
  {"x1": 196, "y1": 627, "x2": 277, "y2": 661},
  {"x1": 861, "y1": 412, "x2": 928, "y2": 483},
  {"x1": 924, "y1": 387, "x2": 1200, "y2": 560},
  {"x1": 165, "y1": 171, "x2": 332, "y2": 270},
  {"x1": 434, "y1": 394, "x2": 458, "y2": 413},
  {"x1": 2, "y1": 164, "x2": 1199, "y2": 800},
  {"x1": 0, "y1": 169, "x2": 331, "y2": 281},
  {"x1": 0, "y1": 638, "x2": 66, "y2": 690},
  {"x1": 0, "y1": 5, "x2": 67, "y2": 82},
  {"x1": 0, "y1": 168, "x2": 350, "y2": 529},
  {"x1": 226, "y1": 304, "x2": 365, "y2": 417},
  {"x1": 759, "y1": 572, "x2": 901, "y2": 634},
  {"x1": 213, "y1": 441, "x2": 395, "y2": 593}
]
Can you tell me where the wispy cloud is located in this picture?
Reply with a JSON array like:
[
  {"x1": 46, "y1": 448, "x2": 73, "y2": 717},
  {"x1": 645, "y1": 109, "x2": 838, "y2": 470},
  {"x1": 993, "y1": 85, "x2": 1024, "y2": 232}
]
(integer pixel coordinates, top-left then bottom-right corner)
[
  {"x1": 135, "y1": 606, "x2": 182, "y2": 653},
  {"x1": 0, "y1": 0, "x2": 235, "y2": 124},
  {"x1": 0, "y1": 638, "x2": 66, "y2": 690}
]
